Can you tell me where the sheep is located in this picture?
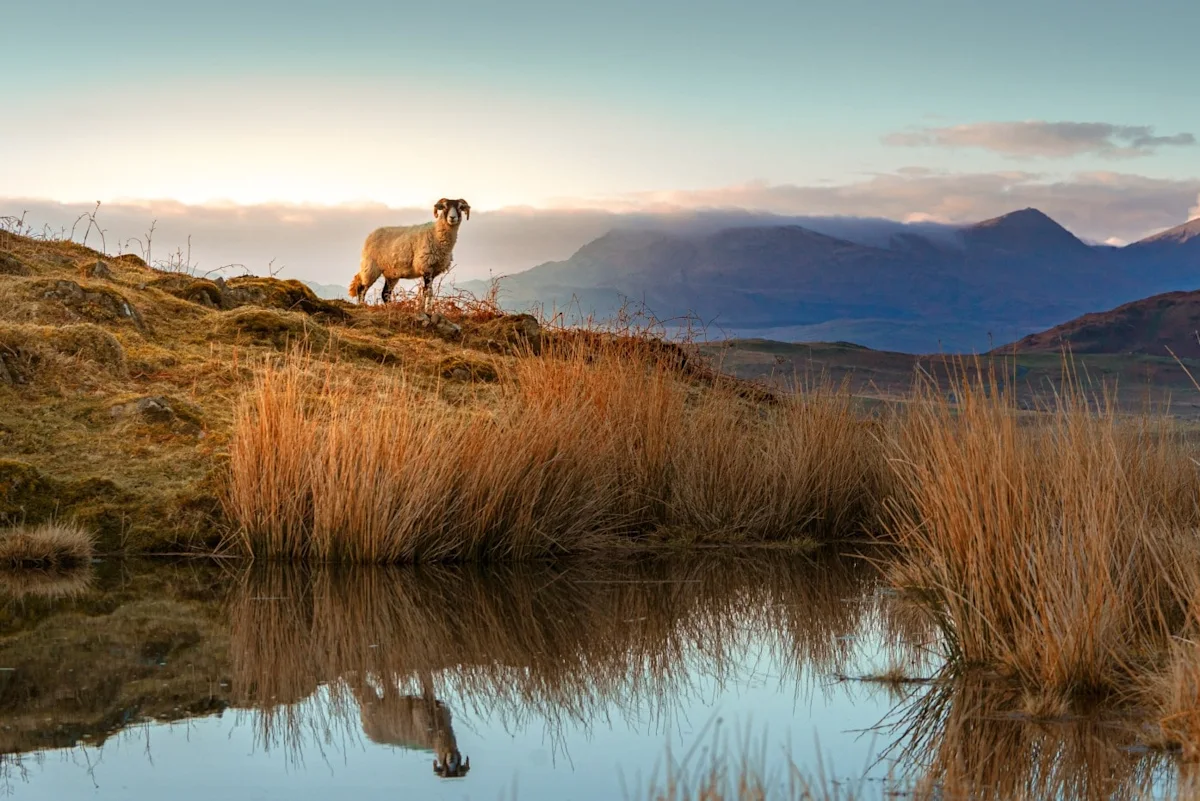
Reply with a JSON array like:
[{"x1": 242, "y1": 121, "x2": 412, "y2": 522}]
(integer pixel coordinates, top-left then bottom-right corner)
[{"x1": 348, "y1": 197, "x2": 471, "y2": 311}]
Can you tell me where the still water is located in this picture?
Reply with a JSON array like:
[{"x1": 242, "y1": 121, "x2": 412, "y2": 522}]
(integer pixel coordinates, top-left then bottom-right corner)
[{"x1": 0, "y1": 554, "x2": 1183, "y2": 799}]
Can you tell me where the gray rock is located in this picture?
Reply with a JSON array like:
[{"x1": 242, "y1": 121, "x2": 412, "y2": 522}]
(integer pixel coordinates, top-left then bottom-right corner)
[
  {"x1": 110, "y1": 396, "x2": 175, "y2": 423},
  {"x1": 0, "y1": 252, "x2": 31, "y2": 276},
  {"x1": 415, "y1": 312, "x2": 462, "y2": 340},
  {"x1": 81, "y1": 260, "x2": 114, "y2": 280}
]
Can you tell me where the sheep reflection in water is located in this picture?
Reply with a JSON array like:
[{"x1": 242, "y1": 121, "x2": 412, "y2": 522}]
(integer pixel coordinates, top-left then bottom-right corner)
[{"x1": 352, "y1": 670, "x2": 469, "y2": 778}]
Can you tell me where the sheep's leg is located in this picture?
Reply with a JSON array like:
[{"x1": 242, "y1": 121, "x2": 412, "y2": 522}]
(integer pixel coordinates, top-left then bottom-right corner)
[
  {"x1": 380, "y1": 277, "x2": 399, "y2": 304},
  {"x1": 421, "y1": 272, "x2": 434, "y2": 313}
]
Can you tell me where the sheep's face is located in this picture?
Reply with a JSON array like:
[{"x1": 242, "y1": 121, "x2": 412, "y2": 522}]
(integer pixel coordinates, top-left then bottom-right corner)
[{"x1": 434, "y1": 198, "x2": 471, "y2": 227}]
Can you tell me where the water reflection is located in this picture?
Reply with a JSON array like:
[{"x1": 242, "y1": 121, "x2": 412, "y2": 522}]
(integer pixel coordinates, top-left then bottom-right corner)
[
  {"x1": 227, "y1": 553, "x2": 894, "y2": 769},
  {"x1": 0, "y1": 555, "x2": 1187, "y2": 799},
  {"x1": 883, "y1": 676, "x2": 1179, "y2": 800}
]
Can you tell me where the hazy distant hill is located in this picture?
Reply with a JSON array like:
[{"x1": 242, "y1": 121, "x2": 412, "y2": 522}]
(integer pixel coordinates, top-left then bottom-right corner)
[
  {"x1": 303, "y1": 281, "x2": 347, "y2": 301},
  {"x1": 459, "y1": 208, "x2": 1200, "y2": 353},
  {"x1": 999, "y1": 289, "x2": 1200, "y2": 359}
]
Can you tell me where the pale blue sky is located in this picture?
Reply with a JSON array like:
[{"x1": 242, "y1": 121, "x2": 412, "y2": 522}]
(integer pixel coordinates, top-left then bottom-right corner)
[{"x1": 4, "y1": 0, "x2": 1200, "y2": 238}]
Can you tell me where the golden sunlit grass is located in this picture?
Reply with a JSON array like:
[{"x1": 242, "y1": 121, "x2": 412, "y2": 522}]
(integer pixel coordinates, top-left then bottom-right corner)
[
  {"x1": 884, "y1": 358, "x2": 1200, "y2": 705},
  {"x1": 0, "y1": 522, "x2": 94, "y2": 569},
  {"x1": 224, "y1": 340, "x2": 888, "y2": 562}
]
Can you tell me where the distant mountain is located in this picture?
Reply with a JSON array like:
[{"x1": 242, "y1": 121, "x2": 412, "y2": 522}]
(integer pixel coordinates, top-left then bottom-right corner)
[
  {"x1": 303, "y1": 281, "x2": 347, "y2": 300},
  {"x1": 459, "y1": 207, "x2": 1191, "y2": 353},
  {"x1": 1119, "y1": 219, "x2": 1200, "y2": 295},
  {"x1": 998, "y1": 289, "x2": 1200, "y2": 359}
]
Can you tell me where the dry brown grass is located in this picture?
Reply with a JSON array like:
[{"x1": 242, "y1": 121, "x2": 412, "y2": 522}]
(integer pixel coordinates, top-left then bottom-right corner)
[
  {"x1": 883, "y1": 359, "x2": 1200, "y2": 704},
  {"x1": 224, "y1": 342, "x2": 888, "y2": 562},
  {"x1": 0, "y1": 522, "x2": 94, "y2": 568}
]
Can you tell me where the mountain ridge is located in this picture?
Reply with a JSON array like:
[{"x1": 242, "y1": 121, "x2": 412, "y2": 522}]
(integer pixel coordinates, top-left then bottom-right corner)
[{"x1": 458, "y1": 206, "x2": 1193, "y2": 353}]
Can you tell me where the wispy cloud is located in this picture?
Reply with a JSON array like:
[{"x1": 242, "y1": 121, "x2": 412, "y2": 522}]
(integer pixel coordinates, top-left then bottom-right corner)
[{"x1": 884, "y1": 120, "x2": 1196, "y2": 159}]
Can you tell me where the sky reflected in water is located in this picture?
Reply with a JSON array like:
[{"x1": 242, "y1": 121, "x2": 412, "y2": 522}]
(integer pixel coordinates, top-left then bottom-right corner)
[{"x1": 0, "y1": 554, "x2": 1183, "y2": 799}]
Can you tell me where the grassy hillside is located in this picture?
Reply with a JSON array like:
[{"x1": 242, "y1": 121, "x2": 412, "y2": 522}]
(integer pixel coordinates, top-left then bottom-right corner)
[
  {"x1": 704, "y1": 338, "x2": 1200, "y2": 417},
  {"x1": 7, "y1": 230, "x2": 863, "y2": 557},
  {"x1": 1000, "y1": 289, "x2": 1200, "y2": 360},
  {"x1": 0, "y1": 230, "x2": 622, "y2": 552}
]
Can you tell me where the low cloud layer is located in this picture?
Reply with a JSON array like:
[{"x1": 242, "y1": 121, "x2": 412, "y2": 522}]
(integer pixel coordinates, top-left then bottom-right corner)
[
  {"x1": 4, "y1": 169, "x2": 1199, "y2": 287},
  {"x1": 564, "y1": 171, "x2": 1200, "y2": 243},
  {"x1": 885, "y1": 121, "x2": 1196, "y2": 159}
]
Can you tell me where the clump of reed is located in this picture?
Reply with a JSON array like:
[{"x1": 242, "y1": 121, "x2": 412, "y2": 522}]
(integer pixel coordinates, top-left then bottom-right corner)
[
  {"x1": 0, "y1": 522, "x2": 93, "y2": 569},
  {"x1": 883, "y1": 358, "x2": 1200, "y2": 705},
  {"x1": 224, "y1": 340, "x2": 888, "y2": 562},
  {"x1": 1144, "y1": 584, "x2": 1200, "y2": 762}
]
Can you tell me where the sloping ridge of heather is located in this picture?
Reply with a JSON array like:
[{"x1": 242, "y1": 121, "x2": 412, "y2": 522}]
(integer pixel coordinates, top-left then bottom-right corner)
[{"x1": 997, "y1": 288, "x2": 1200, "y2": 359}]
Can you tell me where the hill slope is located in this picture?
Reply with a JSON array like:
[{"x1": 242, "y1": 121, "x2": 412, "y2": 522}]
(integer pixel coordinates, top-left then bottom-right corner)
[
  {"x1": 0, "y1": 231, "x2": 559, "y2": 552},
  {"x1": 999, "y1": 289, "x2": 1200, "y2": 359}
]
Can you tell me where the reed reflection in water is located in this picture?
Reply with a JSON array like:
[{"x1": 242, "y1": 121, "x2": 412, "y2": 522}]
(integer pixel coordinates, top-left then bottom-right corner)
[
  {"x1": 227, "y1": 552, "x2": 911, "y2": 772},
  {"x1": 878, "y1": 674, "x2": 1183, "y2": 800}
]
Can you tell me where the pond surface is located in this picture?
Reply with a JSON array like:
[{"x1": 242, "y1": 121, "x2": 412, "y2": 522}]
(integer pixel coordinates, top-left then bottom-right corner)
[{"x1": 0, "y1": 553, "x2": 1185, "y2": 799}]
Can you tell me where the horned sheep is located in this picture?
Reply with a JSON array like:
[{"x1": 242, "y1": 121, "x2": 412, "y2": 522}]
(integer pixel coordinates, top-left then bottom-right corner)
[{"x1": 348, "y1": 197, "x2": 471, "y2": 310}]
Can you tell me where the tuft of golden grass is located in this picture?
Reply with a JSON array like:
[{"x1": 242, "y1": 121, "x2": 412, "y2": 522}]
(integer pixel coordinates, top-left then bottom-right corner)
[
  {"x1": 1147, "y1": 587, "x2": 1200, "y2": 762},
  {"x1": 0, "y1": 522, "x2": 94, "y2": 568},
  {"x1": 883, "y1": 357, "x2": 1200, "y2": 702},
  {"x1": 224, "y1": 344, "x2": 887, "y2": 562}
]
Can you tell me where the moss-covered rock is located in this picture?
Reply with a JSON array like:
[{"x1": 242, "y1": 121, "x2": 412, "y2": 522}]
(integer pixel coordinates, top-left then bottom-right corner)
[
  {"x1": 210, "y1": 308, "x2": 330, "y2": 351},
  {"x1": 148, "y1": 275, "x2": 224, "y2": 308},
  {"x1": 0, "y1": 323, "x2": 125, "y2": 384},
  {"x1": 468, "y1": 313, "x2": 542, "y2": 354},
  {"x1": 223, "y1": 276, "x2": 349, "y2": 321},
  {"x1": 437, "y1": 354, "x2": 500, "y2": 383},
  {"x1": 21, "y1": 279, "x2": 146, "y2": 329},
  {"x1": 48, "y1": 324, "x2": 126, "y2": 373},
  {"x1": 0, "y1": 252, "x2": 32, "y2": 277}
]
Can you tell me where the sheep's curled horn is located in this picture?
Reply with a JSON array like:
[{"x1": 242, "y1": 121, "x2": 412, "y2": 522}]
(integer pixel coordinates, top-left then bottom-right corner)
[{"x1": 456, "y1": 199, "x2": 470, "y2": 220}]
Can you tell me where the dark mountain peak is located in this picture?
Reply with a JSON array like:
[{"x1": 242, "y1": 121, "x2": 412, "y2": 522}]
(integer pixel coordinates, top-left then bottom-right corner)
[
  {"x1": 1132, "y1": 217, "x2": 1200, "y2": 247},
  {"x1": 962, "y1": 207, "x2": 1088, "y2": 254},
  {"x1": 580, "y1": 227, "x2": 677, "y2": 250},
  {"x1": 972, "y1": 207, "x2": 1058, "y2": 230}
]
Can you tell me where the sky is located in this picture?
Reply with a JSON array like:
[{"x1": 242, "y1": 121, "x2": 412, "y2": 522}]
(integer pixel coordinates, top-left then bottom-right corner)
[{"x1": 4, "y1": 0, "x2": 1200, "y2": 279}]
